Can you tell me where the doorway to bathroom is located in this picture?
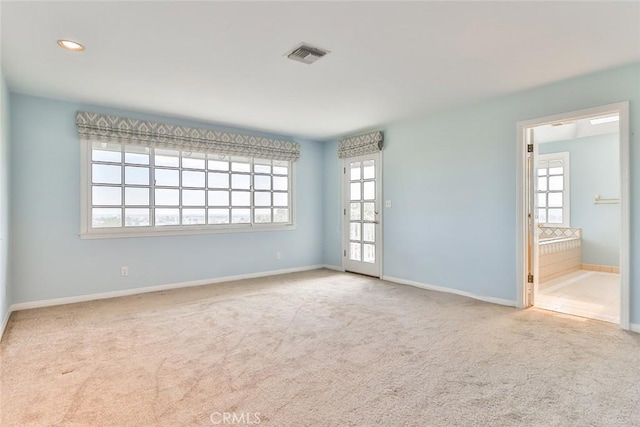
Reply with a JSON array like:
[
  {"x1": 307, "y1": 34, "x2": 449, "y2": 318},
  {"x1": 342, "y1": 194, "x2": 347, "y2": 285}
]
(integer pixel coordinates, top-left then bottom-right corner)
[{"x1": 516, "y1": 102, "x2": 630, "y2": 328}]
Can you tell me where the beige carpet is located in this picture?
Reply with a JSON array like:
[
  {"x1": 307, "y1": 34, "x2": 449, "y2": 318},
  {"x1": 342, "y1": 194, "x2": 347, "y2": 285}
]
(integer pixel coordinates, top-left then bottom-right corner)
[{"x1": 2, "y1": 269, "x2": 639, "y2": 426}]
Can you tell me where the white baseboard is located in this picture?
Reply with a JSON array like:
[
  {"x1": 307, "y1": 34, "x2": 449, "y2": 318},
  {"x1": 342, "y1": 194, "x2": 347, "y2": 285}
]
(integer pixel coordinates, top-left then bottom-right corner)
[
  {"x1": 322, "y1": 264, "x2": 345, "y2": 272},
  {"x1": 382, "y1": 275, "x2": 516, "y2": 307},
  {"x1": 7, "y1": 265, "x2": 633, "y2": 335},
  {"x1": 10, "y1": 264, "x2": 325, "y2": 312},
  {"x1": 0, "y1": 308, "x2": 11, "y2": 341}
]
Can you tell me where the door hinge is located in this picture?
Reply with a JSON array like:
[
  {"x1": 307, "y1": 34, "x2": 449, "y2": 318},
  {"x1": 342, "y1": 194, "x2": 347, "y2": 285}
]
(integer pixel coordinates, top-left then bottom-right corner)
[
  {"x1": 527, "y1": 274, "x2": 534, "y2": 283},
  {"x1": 527, "y1": 144, "x2": 533, "y2": 153},
  {"x1": 344, "y1": 167, "x2": 346, "y2": 174},
  {"x1": 344, "y1": 250, "x2": 346, "y2": 257},
  {"x1": 344, "y1": 208, "x2": 346, "y2": 215}
]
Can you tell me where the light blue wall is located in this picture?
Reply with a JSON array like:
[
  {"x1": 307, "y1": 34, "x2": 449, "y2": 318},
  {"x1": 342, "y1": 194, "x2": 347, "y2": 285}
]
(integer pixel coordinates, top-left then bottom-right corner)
[
  {"x1": 7, "y1": 63, "x2": 640, "y2": 324},
  {"x1": 9, "y1": 94, "x2": 324, "y2": 304},
  {"x1": 540, "y1": 134, "x2": 620, "y2": 266},
  {"x1": 0, "y1": 71, "x2": 10, "y2": 323},
  {"x1": 322, "y1": 62, "x2": 640, "y2": 322},
  {"x1": 322, "y1": 139, "x2": 342, "y2": 267}
]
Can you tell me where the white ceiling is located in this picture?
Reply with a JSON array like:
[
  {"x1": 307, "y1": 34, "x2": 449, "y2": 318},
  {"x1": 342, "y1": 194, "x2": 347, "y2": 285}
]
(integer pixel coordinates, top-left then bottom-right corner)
[
  {"x1": 2, "y1": 1, "x2": 639, "y2": 140},
  {"x1": 535, "y1": 115, "x2": 619, "y2": 144}
]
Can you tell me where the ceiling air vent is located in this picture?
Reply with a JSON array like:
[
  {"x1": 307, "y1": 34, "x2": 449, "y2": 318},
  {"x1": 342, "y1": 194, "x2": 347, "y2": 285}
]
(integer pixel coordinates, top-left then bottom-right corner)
[{"x1": 286, "y1": 44, "x2": 329, "y2": 65}]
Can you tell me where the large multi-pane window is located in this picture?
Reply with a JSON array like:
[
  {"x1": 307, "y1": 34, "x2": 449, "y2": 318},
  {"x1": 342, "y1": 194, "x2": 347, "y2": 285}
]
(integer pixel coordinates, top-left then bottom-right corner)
[
  {"x1": 536, "y1": 152, "x2": 570, "y2": 227},
  {"x1": 85, "y1": 142, "x2": 292, "y2": 236}
]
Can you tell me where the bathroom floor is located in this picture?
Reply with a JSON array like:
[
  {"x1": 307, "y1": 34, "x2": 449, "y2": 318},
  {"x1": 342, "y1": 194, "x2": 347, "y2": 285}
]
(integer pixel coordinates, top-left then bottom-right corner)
[{"x1": 535, "y1": 270, "x2": 620, "y2": 323}]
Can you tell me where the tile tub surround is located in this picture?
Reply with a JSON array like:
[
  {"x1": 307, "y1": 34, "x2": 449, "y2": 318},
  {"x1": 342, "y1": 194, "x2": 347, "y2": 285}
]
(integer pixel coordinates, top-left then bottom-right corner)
[
  {"x1": 538, "y1": 231, "x2": 582, "y2": 284},
  {"x1": 537, "y1": 226, "x2": 582, "y2": 240}
]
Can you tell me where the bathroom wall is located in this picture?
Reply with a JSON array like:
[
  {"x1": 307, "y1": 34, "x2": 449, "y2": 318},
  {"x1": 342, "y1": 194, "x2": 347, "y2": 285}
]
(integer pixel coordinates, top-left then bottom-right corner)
[{"x1": 539, "y1": 133, "x2": 620, "y2": 266}]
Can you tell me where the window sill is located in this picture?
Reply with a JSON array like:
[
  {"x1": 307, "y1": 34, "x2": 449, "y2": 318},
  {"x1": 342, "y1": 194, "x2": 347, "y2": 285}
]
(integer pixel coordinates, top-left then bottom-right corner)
[{"x1": 79, "y1": 224, "x2": 296, "y2": 239}]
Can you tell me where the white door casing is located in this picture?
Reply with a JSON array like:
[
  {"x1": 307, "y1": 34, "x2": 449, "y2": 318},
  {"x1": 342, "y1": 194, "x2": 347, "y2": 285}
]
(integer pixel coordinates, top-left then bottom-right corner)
[{"x1": 516, "y1": 102, "x2": 630, "y2": 329}]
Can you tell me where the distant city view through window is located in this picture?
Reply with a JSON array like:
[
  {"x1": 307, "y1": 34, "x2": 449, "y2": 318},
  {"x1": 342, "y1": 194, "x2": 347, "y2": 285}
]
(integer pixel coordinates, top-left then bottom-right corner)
[{"x1": 87, "y1": 142, "x2": 292, "y2": 234}]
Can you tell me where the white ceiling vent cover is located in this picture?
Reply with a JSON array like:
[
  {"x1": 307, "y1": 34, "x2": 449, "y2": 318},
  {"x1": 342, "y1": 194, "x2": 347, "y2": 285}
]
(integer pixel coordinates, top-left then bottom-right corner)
[{"x1": 286, "y1": 44, "x2": 329, "y2": 65}]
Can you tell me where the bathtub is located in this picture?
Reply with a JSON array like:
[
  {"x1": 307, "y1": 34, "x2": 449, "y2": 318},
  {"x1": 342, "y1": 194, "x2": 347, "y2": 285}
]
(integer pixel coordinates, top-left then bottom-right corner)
[
  {"x1": 537, "y1": 227, "x2": 582, "y2": 284},
  {"x1": 539, "y1": 236, "x2": 579, "y2": 244}
]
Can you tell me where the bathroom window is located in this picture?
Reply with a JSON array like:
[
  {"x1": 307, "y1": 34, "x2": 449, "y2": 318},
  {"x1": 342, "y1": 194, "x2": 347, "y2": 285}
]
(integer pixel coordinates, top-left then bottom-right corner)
[{"x1": 536, "y1": 152, "x2": 570, "y2": 227}]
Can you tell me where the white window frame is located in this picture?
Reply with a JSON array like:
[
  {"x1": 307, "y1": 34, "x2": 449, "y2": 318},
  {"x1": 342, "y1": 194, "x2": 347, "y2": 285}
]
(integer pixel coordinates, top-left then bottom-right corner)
[
  {"x1": 80, "y1": 141, "x2": 296, "y2": 239},
  {"x1": 536, "y1": 152, "x2": 570, "y2": 228}
]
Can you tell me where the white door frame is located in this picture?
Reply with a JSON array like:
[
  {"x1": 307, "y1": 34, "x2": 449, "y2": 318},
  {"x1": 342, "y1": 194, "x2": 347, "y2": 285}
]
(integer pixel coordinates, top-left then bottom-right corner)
[
  {"x1": 342, "y1": 152, "x2": 384, "y2": 278},
  {"x1": 515, "y1": 101, "x2": 630, "y2": 330}
]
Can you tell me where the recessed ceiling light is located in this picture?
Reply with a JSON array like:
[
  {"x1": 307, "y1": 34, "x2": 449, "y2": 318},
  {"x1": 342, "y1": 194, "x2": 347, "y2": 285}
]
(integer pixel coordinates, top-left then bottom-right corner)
[
  {"x1": 590, "y1": 115, "x2": 619, "y2": 125},
  {"x1": 57, "y1": 39, "x2": 85, "y2": 52}
]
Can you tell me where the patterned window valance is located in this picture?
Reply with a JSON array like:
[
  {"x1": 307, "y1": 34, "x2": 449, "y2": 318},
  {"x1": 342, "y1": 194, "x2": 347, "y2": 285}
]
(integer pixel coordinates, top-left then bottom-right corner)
[
  {"x1": 75, "y1": 112, "x2": 300, "y2": 161},
  {"x1": 337, "y1": 131, "x2": 383, "y2": 159}
]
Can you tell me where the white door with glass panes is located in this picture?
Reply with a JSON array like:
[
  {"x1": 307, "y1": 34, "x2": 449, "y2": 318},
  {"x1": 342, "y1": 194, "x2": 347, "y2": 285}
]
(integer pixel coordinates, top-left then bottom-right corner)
[{"x1": 343, "y1": 153, "x2": 382, "y2": 277}]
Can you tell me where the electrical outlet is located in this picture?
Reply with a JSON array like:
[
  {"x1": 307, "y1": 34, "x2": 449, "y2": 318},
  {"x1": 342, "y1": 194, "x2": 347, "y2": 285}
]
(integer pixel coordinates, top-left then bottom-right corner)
[
  {"x1": 276, "y1": 252, "x2": 282, "y2": 260},
  {"x1": 385, "y1": 200, "x2": 392, "y2": 208},
  {"x1": 121, "y1": 266, "x2": 129, "y2": 277}
]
